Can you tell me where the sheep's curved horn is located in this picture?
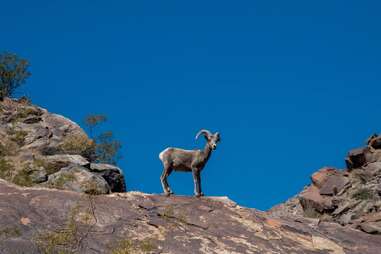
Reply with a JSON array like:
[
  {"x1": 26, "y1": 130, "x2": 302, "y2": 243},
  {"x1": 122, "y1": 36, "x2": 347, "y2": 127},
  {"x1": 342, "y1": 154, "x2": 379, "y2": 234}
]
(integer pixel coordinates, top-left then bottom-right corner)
[{"x1": 195, "y1": 129, "x2": 212, "y2": 140}]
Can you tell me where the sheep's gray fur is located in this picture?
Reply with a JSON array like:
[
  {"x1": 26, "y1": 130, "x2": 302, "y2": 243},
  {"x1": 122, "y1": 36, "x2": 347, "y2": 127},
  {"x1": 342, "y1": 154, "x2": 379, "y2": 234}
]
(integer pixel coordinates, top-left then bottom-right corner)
[{"x1": 159, "y1": 129, "x2": 221, "y2": 197}]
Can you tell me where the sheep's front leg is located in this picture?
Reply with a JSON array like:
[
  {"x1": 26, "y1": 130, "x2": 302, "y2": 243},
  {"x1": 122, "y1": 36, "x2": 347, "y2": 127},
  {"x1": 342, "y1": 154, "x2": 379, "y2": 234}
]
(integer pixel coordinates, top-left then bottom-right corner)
[
  {"x1": 161, "y1": 166, "x2": 173, "y2": 196},
  {"x1": 192, "y1": 169, "x2": 203, "y2": 198}
]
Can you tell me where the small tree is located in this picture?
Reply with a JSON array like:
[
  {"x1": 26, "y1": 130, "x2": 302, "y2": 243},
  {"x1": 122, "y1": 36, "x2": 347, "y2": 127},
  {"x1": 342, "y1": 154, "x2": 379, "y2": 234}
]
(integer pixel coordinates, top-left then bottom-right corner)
[
  {"x1": 96, "y1": 131, "x2": 122, "y2": 165},
  {"x1": 85, "y1": 114, "x2": 107, "y2": 138},
  {"x1": 84, "y1": 114, "x2": 122, "y2": 165},
  {"x1": 0, "y1": 52, "x2": 31, "y2": 100}
]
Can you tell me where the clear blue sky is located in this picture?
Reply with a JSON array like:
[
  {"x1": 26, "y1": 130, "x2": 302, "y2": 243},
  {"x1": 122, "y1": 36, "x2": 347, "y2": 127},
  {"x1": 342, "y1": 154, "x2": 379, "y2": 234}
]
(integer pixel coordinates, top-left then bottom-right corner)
[{"x1": 2, "y1": 1, "x2": 381, "y2": 210}]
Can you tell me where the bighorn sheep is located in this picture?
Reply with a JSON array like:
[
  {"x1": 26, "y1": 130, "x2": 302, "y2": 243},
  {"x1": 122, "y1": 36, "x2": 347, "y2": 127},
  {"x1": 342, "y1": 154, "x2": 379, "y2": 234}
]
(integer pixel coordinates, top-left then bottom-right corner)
[{"x1": 159, "y1": 129, "x2": 221, "y2": 197}]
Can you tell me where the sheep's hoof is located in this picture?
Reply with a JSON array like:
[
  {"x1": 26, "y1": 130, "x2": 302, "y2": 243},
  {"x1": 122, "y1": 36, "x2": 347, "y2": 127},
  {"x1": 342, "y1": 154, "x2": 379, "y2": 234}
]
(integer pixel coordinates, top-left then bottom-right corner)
[
  {"x1": 164, "y1": 191, "x2": 174, "y2": 197},
  {"x1": 195, "y1": 193, "x2": 204, "y2": 198}
]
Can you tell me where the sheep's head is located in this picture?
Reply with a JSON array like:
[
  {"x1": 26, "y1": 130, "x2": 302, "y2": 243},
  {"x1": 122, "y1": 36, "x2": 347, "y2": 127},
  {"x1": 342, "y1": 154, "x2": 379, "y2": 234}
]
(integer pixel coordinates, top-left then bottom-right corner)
[{"x1": 196, "y1": 129, "x2": 221, "y2": 150}]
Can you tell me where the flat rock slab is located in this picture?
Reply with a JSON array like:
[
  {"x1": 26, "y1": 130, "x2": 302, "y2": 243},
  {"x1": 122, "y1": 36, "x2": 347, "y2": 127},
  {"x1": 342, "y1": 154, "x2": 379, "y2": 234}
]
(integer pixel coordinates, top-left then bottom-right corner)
[{"x1": 1, "y1": 180, "x2": 380, "y2": 254}]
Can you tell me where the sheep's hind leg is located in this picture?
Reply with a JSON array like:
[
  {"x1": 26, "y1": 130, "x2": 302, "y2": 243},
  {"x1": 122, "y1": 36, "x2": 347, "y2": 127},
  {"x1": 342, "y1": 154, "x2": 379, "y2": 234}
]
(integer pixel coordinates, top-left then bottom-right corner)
[{"x1": 161, "y1": 166, "x2": 174, "y2": 196}]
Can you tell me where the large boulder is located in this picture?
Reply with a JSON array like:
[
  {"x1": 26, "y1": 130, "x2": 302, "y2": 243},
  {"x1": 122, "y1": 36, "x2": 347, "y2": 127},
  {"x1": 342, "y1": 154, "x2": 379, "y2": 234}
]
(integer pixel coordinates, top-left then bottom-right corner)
[
  {"x1": 46, "y1": 165, "x2": 110, "y2": 194},
  {"x1": 299, "y1": 185, "x2": 334, "y2": 215},
  {"x1": 44, "y1": 154, "x2": 90, "y2": 167},
  {"x1": 0, "y1": 98, "x2": 126, "y2": 194},
  {"x1": 89, "y1": 163, "x2": 126, "y2": 192},
  {"x1": 346, "y1": 147, "x2": 368, "y2": 169}
]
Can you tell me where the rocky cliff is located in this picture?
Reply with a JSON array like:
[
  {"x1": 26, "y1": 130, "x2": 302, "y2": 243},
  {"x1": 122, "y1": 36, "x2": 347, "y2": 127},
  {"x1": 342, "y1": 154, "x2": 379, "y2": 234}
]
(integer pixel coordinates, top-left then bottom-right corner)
[
  {"x1": 1, "y1": 98, "x2": 381, "y2": 254},
  {"x1": 269, "y1": 135, "x2": 381, "y2": 237},
  {"x1": 0, "y1": 98, "x2": 125, "y2": 194}
]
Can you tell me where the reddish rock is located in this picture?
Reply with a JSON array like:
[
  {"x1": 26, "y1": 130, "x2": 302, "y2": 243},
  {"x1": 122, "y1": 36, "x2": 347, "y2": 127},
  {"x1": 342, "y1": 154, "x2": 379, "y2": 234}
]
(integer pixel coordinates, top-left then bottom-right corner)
[
  {"x1": 299, "y1": 185, "x2": 334, "y2": 213},
  {"x1": 319, "y1": 175, "x2": 350, "y2": 196},
  {"x1": 346, "y1": 147, "x2": 368, "y2": 169},
  {"x1": 311, "y1": 167, "x2": 339, "y2": 188}
]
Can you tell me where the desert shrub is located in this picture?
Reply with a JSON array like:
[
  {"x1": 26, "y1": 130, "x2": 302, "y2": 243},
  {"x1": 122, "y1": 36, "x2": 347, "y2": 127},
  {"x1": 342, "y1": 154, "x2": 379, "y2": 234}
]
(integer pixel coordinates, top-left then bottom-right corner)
[
  {"x1": 111, "y1": 238, "x2": 156, "y2": 254},
  {"x1": 352, "y1": 188, "x2": 375, "y2": 200},
  {"x1": 8, "y1": 129, "x2": 28, "y2": 146},
  {"x1": 12, "y1": 167, "x2": 33, "y2": 187},
  {"x1": 0, "y1": 52, "x2": 31, "y2": 100},
  {"x1": 59, "y1": 133, "x2": 95, "y2": 159},
  {"x1": 12, "y1": 107, "x2": 41, "y2": 122},
  {"x1": 0, "y1": 139, "x2": 19, "y2": 156},
  {"x1": 0, "y1": 159, "x2": 14, "y2": 180},
  {"x1": 0, "y1": 143, "x2": 7, "y2": 156},
  {"x1": 0, "y1": 227, "x2": 21, "y2": 239}
]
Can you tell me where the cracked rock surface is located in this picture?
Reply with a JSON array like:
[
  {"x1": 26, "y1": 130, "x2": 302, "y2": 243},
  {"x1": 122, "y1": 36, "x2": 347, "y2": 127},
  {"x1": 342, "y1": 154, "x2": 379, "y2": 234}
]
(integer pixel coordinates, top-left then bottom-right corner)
[
  {"x1": 0, "y1": 180, "x2": 380, "y2": 254},
  {"x1": 269, "y1": 135, "x2": 381, "y2": 237}
]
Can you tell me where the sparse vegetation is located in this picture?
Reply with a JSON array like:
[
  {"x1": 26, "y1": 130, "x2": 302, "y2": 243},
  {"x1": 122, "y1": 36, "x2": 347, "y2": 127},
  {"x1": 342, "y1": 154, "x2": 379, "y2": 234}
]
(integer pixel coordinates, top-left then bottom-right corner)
[
  {"x1": 110, "y1": 238, "x2": 156, "y2": 254},
  {"x1": 8, "y1": 128, "x2": 28, "y2": 146},
  {"x1": 35, "y1": 205, "x2": 80, "y2": 254},
  {"x1": 96, "y1": 131, "x2": 122, "y2": 165},
  {"x1": 33, "y1": 158, "x2": 64, "y2": 175},
  {"x1": 81, "y1": 180, "x2": 105, "y2": 195},
  {"x1": 12, "y1": 107, "x2": 41, "y2": 122},
  {"x1": 0, "y1": 159, "x2": 14, "y2": 181},
  {"x1": 59, "y1": 133, "x2": 95, "y2": 159},
  {"x1": 160, "y1": 205, "x2": 188, "y2": 225},
  {"x1": 12, "y1": 167, "x2": 33, "y2": 187},
  {"x1": 0, "y1": 143, "x2": 8, "y2": 156},
  {"x1": 162, "y1": 205, "x2": 175, "y2": 219},
  {"x1": 352, "y1": 188, "x2": 376, "y2": 201},
  {"x1": 0, "y1": 140, "x2": 18, "y2": 156},
  {"x1": 84, "y1": 114, "x2": 107, "y2": 138},
  {"x1": 0, "y1": 52, "x2": 31, "y2": 100},
  {"x1": 84, "y1": 114, "x2": 122, "y2": 165},
  {"x1": 0, "y1": 227, "x2": 21, "y2": 239}
]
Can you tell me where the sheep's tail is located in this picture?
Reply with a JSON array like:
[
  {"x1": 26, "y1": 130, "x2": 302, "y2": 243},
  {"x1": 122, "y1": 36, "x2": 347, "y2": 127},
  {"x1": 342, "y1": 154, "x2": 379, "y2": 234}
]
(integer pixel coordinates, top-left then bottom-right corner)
[{"x1": 159, "y1": 148, "x2": 168, "y2": 161}]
